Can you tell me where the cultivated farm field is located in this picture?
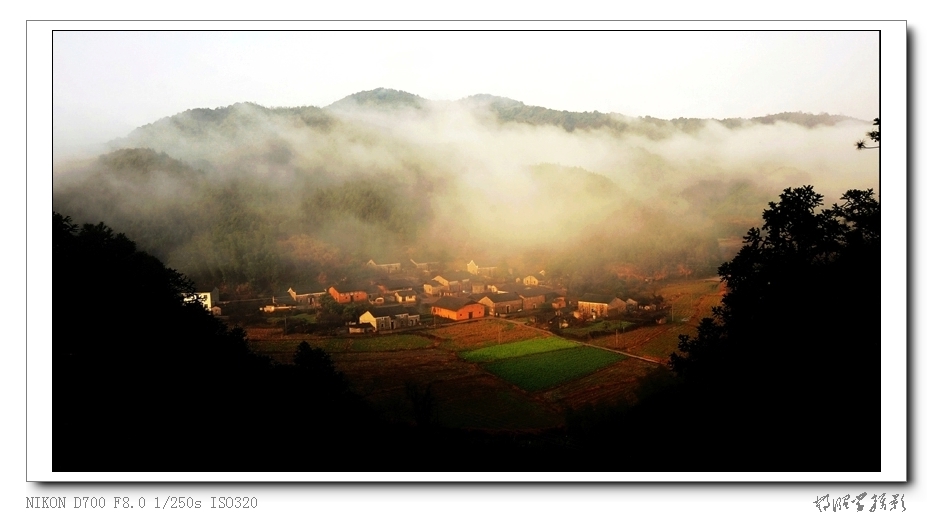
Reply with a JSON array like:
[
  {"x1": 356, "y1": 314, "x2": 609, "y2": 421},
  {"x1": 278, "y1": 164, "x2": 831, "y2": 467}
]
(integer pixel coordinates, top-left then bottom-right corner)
[
  {"x1": 484, "y1": 347, "x2": 626, "y2": 392},
  {"x1": 430, "y1": 319, "x2": 548, "y2": 350},
  {"x1": 541, "y1": 356, "x2": 662, "y2": 409},
  {"x1": 657, "y1": 279, "x2": 723, "y2": 325},
  {"x1": 582, "y1": 278, "x2": 724, "y2": 362},
  {"x1": 460, "y1": 337, "x2": 579, "y2": 362},
  {"x1": 327, "y1": 345, "x2": 563, "y2": 430}
]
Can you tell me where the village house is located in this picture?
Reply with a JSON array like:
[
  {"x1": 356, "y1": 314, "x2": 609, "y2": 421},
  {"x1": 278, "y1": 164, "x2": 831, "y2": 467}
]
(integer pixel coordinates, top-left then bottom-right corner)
[
  {"x1": 410, "y1": 258, "x2": 438, "y2": 272},
  {"x1": 186, "y1": 287, "x2": 220, "y2": 314},
  {"x1": 328, "y1": 285, "x2": 369, "y2": 304},
  {"x1": 366, "y1": 285, "x2": 386, "y2": 304},
  {"x1": 577, "y1": 293, "x2": 626, "y2": 319},
  {"x1": 470, "y1": 281, "x2": 488, "y2": 294},
  {"x1": 348, "y1": 323, "x2": 373, "y2": 334},
  {"x1": 431, "y1": 296, "x2": 485, "y2": 321},
  {"x1": 260, "y1": 294, "x2": 296, "y2": 313},
  {"x1": 466, "y1": 260, "x2": 497, "y2": 276},
  {"x1": 287, "y1": 287, "x2": 327, "y2": 308},
  {"x1": 366, "y1": 259, "x2": 402, "y2": 274},
  {"x1": 515, "y1": 286, "x2": 554, "y2": 310},
  {"x1": 423, "y1": 280, "x2": 446, "y2": 296},
  {"x1": 359, "y1": 305, "x2": 421, "y2": 331},
  {"x1": 392, "y1": 289, "x2": 419, "y2": 304},
  {"x1": 433, "y1": 272, "x2": 472, "y2": 294},
  {"x1": 494, "y1": 283, "x2": 557, "y2": 310},
  {"x1": 377, "y1": 279, "x2": 413, "y2": 295},
  {"x1": 287, "y1": 287, "x2": 312, "y2": 305},
  {"x1": 522, "y1": 275, "x2": 540, "y2": 286},
  {"x1": 477, "y1": 292, "x2": 523, "y2": 316}
]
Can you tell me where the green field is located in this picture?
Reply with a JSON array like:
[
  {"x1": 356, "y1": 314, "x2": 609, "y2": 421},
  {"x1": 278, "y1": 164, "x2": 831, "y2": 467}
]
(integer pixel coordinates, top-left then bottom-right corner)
[
  {"x1": 484, "y1": 347, "x2": 626, "y2": 392},
  {"x1": 319, "y1": 334, "x2": 434, "y2": 352},
  {"x1": 461, "y1": 337, "x2": 579, "y2": 363}
]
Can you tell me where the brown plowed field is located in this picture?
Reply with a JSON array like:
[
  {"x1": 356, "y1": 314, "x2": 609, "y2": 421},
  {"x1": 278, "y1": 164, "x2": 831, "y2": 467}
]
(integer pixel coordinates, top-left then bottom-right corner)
[
  {"x1": 431, "y1": 375, "x2": 564, "y2": 430},
  {"x1": 330, "y1": 348, "x2": 481, "y2": 394},
  {"x1": 584, "y1": 279, "x2": 723, "y2": 361},
  {"x1": 429, "y1": 319, "x2": 547, "y2": 350},
  {"x1": 539, "y1": 357, "x2": 658, "y2": 409},
  {"x1": 330, "y1": 348, "x2": 562, "y2": 429}
]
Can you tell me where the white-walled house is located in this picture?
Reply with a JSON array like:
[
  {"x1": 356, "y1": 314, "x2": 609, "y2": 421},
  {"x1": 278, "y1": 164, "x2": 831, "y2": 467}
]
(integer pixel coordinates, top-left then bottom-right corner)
[
  {"x1": 359, "y1": 305, "x2": 421, "y2": 331},
  {"x1": 186, "y1": 287, "x2": 220, "y2": 314}
]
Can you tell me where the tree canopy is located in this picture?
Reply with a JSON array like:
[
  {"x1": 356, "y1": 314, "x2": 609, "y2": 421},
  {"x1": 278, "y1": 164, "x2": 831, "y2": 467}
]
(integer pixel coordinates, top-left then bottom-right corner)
[
  {"x1": 52, "y1": 213, "x2": 382, "y2": 470},
  {"x1": 667, "y1": 186, "x2": 881, "y2": 469},
  {"x1": 855, "y1": 117, "x2": 881, "y2": 150}
]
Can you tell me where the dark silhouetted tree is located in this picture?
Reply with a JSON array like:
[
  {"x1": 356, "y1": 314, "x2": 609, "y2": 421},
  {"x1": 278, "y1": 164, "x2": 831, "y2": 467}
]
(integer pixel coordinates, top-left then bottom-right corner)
[
  {"x1": 53, "y1": 213, "x2": 387, "y2": 471},
  {"x1": 855, "y1": 117, "x2": 880, "y2": 149},
  {"x1": 666, "y1": 185, "x2": 880, "y2": 470}
]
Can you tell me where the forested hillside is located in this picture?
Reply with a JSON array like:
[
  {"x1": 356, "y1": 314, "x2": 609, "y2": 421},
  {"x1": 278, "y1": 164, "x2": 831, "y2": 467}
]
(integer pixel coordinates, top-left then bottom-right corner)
[{"x1": 52, "y1": 89, "x2": 877, "y2": 295}]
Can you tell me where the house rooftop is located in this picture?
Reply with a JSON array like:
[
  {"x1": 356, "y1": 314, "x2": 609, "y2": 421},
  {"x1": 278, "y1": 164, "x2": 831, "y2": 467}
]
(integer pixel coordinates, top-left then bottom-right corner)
[
  {"x1": 287, "y1": 286, "x2": 321, "y2": 295},
  {"x1": 368, "y1": 259, "x2": 400, "y2": 265},
  {"x1": 496, "y1": 282, "x2": 549, "y2": 294},
  {"x1": 481, "y1": 292, "x2": 522, "y2": 303},
  {"x1": 432, "y1": 296, "x2": 477, "y2": 311},
  {"x1": 579, "y1": 293, "x2": 617, "y2": 305},
  {"x1": 436, "y1": 271, "x2": 473, "y2": 281},
  {"x1": 516, "y1": 286, "x2": 553, "y2": 298},
  {"x1": 330, "y1": 284, "x2": 367, "y2": 294},
  {"x1": 369, "y1": 305, "x2": 411, "y2": 318},
  {"x1": 379, "y1": 279, "x2": 412, "y2": 290}
]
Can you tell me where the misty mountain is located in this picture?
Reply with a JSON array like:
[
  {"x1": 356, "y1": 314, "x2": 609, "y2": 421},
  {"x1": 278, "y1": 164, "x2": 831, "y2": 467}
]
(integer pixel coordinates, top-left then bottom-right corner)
[
  {"x1": 327, "y1": 87, "x2": 427, "y2": 111},
  {"x1": 460, "y1": 92, "x2": 865, "y2": 136},
  {"x1": 114, "y1": 89, "x2": 869, "y2": 154},
  {"x1": 53, "y1": 88, "x2": 879, "y2": 294}
]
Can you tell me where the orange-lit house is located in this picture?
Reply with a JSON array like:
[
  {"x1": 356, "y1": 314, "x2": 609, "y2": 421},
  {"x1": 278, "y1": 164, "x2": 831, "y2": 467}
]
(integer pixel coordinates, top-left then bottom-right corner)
[
  {"x1": 431, "y1": 296, "x2": 485, "y2": 321},
  {"x1": 328, "y1": 285, "x2": 369, "y2": 304}
]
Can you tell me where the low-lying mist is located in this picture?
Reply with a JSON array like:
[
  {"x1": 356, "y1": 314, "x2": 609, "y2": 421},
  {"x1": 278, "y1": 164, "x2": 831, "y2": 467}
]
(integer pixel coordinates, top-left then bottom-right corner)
[{"x1": 52, "y1": 88, "x2": 878, "y2": 294}]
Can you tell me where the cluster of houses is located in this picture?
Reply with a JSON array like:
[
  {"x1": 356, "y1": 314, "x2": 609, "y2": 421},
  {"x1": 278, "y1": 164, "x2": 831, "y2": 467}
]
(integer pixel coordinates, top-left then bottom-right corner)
[{"x1": 249, "y1": 257, "x2": 662, "y2": 334}]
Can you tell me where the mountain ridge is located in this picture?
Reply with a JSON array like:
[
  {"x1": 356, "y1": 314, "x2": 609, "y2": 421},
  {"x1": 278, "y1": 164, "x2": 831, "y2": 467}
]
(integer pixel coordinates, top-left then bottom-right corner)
[{"x1": 118, "y1": 87, "x2": 868, "y2": 141}]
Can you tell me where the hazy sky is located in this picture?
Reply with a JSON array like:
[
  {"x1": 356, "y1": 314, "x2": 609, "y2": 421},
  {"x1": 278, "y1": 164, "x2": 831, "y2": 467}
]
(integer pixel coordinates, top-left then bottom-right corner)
[{"x1": 52, "y1": 30, "x2": 880, "y2": 160}]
